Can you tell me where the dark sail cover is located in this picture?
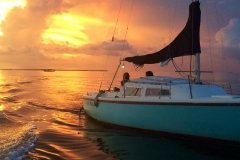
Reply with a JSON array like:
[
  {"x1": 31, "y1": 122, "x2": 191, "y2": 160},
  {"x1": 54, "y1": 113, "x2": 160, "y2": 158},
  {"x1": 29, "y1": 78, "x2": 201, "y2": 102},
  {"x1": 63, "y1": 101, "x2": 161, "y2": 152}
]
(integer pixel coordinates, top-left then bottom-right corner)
[{"x1": 125, "y1": 1, "x2": 201, "y2": 66}]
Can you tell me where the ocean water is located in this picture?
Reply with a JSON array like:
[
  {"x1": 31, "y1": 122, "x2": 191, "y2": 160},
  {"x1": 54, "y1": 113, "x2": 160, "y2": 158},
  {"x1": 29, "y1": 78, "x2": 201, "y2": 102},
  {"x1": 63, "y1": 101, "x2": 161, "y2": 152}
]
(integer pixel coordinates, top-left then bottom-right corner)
[{"x1": 0, "y1": 71, "x2": 240, "y2": 160}]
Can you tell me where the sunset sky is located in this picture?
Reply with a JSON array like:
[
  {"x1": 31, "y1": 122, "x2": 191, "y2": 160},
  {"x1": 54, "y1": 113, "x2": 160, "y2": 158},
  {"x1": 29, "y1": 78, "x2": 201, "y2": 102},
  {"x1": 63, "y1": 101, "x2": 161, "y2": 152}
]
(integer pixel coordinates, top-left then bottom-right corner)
[{"x1": 0, "y1": 0, "x2": 240, "y2": 78}]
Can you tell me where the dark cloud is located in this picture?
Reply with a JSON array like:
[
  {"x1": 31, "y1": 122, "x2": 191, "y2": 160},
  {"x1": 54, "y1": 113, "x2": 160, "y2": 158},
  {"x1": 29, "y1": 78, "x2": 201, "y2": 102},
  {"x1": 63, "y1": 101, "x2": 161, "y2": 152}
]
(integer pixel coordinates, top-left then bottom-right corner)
[
  {"x1": 216, "y1": 18, "x2": 240, "y2": 47},
  {"x1": 42, "y1": 39, "x2": 136, "y2": 57},
  {"x1": 215, "y1": 18, "x2": 240, "y2": 60},
  {"x1": 81, "y1": 39, "x2": 135, "y2": 56}
]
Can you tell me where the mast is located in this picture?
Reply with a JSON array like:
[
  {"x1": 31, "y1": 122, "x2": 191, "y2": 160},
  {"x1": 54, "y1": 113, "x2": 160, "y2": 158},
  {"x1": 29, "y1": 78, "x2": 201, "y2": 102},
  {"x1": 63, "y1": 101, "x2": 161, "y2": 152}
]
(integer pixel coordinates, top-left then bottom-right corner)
[{"x1": 195, "y1": 53, "x2": 200, "y2": 83}]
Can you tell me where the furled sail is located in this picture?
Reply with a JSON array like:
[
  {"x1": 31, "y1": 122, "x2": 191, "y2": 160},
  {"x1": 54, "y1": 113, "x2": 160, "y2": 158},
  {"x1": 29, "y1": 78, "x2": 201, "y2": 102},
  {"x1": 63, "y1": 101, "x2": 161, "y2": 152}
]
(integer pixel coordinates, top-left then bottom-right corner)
[{"x1": 125, "y1": 1, "x2": 201, "y2": 66}]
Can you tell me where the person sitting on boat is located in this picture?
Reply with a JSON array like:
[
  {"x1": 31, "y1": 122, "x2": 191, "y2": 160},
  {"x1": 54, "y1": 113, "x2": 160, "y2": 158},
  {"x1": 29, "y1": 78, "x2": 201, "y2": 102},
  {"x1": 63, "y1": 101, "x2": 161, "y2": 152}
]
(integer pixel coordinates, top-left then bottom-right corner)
[
  {"x1": 121, "y1": 72, "x2": 130, "y2": 86},
  {"x1": 146, "y1": 71, "x2": 154, "y2": 76}
]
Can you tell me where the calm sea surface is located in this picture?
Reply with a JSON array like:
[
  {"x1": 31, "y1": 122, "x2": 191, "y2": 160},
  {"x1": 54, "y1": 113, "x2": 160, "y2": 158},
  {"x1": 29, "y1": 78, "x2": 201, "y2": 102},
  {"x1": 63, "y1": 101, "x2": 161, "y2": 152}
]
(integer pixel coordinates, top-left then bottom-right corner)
[{"x1": 0, "y1": 71, "x2": 240, "y2": 160}]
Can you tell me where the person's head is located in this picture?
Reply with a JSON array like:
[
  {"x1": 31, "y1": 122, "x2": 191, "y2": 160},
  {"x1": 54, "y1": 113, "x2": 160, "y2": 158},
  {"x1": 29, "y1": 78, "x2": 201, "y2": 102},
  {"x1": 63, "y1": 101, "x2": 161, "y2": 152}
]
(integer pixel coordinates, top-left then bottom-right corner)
[
  {"x1": 123, "y1": 72, "x2": 130, "y2": 80},
  {"x1": 146, "y1": 71, "x2": 153, "y2": 76}
]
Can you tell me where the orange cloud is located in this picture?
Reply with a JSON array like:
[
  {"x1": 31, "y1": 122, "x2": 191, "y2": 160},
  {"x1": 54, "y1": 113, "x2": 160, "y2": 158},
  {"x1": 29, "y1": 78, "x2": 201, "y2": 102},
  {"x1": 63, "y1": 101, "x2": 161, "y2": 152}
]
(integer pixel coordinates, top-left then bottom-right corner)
[
  {"x1": 0, "y1": 0, "x2": 65, "y2": 49},
  {"x1": 42, "y1": 13, "x2": 107, "y2": 48},
  {"x1": 0, "y1": 0, "x2": 238, "y2": 75},
  {"x1": 0, "y1": 0, "x2": 26, "y2": 35}
]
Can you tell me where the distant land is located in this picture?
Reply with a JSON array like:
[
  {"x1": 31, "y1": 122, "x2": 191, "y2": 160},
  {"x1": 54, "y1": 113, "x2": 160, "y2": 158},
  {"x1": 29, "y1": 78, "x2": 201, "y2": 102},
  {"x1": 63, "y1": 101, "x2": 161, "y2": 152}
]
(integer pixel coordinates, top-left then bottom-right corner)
[{"x1": 0, "y1": 69, "x2": 107, "y2": 72}]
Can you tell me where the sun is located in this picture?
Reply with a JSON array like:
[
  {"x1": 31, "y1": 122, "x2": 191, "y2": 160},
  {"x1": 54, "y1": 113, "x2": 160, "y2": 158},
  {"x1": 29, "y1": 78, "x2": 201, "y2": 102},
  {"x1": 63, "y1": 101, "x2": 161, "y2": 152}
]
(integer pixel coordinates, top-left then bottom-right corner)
[
  {"x1": 0, "y1": 0, "x2": 26, "y2": 36},
  {"x1": 42, "y1": 13, "x2": 103, "y2": 48}
]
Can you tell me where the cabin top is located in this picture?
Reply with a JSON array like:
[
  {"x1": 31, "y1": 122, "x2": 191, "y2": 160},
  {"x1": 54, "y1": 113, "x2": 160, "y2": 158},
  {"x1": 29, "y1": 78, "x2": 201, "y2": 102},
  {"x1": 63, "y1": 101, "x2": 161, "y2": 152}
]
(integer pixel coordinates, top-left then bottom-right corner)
[
  {"x1": 85, "y1": 75, "x2": 240, "y2": 101},
  {"x1": 106, "y1": 76, "x2": 228, "y2": 100},
  {"x1": 129, "y1": 76, "x2": 188, "y2": 85}
]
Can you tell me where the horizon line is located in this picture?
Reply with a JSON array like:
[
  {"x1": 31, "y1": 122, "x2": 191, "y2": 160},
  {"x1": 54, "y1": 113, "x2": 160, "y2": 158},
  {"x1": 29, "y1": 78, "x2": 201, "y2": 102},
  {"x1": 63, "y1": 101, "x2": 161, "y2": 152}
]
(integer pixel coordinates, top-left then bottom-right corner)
[{"x1": 0, "y1": 69, "x2": 108, "y2": 72}]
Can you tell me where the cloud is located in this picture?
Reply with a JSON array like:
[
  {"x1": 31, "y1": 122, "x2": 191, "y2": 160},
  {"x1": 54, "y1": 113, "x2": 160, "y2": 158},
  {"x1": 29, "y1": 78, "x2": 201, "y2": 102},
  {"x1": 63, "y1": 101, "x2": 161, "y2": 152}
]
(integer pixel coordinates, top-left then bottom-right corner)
[
  {"x1": 0, "y1": 0, "x2": 74, "y2": 52},
  {"x1": 0, "y1": 0, "x2": 137, "y2": 68},
  {"x1": 41, "y1": 39, "x2": 136, "y2": 58},
  {"x1": 81, "y1": 39, "x2": 136, "y2": 56},
  {"x1": 206, "y1": 0, "x2": 226, "y2": 4},
  {"x1": 216, "y1": 18, "x2": 240, "y2": 47},
  {"x1": 215, "y1": 18, "x2": 240, "y2": 59},
  {"x1": 0, "y1": 0, "x2": 239, "y2": 70}
]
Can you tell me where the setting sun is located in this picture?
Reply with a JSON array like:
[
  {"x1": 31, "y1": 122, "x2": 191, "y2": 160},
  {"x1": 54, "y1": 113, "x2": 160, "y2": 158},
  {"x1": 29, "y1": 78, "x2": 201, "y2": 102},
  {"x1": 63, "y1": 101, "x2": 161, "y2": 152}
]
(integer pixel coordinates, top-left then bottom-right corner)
[
  {"x1": 42, "y1": 13, "x2": 103, "y2": 47},
  {"x1": 0, "y1": 0, "x2": 26, "y2": 36}
]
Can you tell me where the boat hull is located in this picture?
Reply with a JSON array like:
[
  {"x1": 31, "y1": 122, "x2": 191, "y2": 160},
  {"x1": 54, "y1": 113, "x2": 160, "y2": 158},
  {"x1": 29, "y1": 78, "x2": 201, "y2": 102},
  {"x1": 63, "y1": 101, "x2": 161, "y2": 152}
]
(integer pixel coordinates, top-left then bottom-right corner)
[{"x1": 83, "y1": 98, "x2": 240, "y2": 142}]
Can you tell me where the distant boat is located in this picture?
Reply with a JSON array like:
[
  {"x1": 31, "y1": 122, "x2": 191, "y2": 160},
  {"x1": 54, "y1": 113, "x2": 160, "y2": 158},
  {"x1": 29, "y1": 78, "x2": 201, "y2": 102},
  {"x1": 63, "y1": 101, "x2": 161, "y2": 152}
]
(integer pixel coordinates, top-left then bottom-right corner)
[
  {"x1": 83, "y1": 1, "x2": 240, "y2": 142},
  {"x1": 43, "y1": 69, "x2": 55, "y2": 72}
]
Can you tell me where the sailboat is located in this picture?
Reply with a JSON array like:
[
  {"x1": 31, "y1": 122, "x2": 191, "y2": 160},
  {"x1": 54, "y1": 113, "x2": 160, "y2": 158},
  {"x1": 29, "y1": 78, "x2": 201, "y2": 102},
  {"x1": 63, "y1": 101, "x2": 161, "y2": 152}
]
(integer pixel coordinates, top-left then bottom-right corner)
[{"x1": 83, "y1": 1, "x2": 240, "y2": 142}]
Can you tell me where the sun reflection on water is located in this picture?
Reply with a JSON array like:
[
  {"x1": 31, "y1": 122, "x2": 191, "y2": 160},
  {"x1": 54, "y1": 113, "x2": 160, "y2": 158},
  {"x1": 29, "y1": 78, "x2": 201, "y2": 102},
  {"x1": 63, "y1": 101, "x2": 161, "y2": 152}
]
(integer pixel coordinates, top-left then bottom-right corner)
[
  {"x1": 0, "y1": 71, "x2": 6, "y2": 86},
  {"x1": 0, "y1": 70, "x2": 116, "y2": 159},
  {"x1": 0, "y1": 104, "x2": 4, "y2": 111}
]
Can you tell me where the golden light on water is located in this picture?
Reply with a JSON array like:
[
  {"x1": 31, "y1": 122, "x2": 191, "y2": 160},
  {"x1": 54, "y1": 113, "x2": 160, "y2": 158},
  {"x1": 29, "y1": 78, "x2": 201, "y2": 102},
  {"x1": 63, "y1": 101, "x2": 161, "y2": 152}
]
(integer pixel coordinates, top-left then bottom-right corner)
[
  {"x1": 0, "y1": 0, "x2": 26, "y2": 36},
  {"x1": 0, "y1": 104, "x2": 4, "y2": 111},
  {"x1": 39, "y1": 71, "x2": 87, "y2": 105},
  {"x1": 42, "y1": 13, "x2": 103, "y2": 47},
  {"x1": 0, "y1": 71, "x2": 5, "y2": 86}
]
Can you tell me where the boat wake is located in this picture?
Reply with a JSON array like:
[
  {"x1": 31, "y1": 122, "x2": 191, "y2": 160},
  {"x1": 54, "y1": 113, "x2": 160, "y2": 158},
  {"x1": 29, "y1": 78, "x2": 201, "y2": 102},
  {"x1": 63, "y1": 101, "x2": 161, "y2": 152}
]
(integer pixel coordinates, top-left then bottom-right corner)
[
  {"x1": 28, "y1": 102, "x2": 80, "y2": 114},
  {"x1": 0, "y1": 112, "x2": 37, "y2": 160}
]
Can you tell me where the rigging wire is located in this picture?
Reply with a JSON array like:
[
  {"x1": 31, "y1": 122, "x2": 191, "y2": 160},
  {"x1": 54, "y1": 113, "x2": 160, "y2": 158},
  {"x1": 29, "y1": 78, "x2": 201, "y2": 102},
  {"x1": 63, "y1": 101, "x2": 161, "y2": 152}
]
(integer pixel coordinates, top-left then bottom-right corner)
[
  {"x1": 213, "y1": 1, "x2": 227, "y2": 80},
  {"x1": 167, "y1": 0, "x2": 178, "y2": 43},
  {"x1": 212, "y1": 1, "x2": 234, "y2": 91},
  {"x1": 169, "y1": 0, "x2": 194, "y2": 79},
  {"x1": 166, "y1": 0, "x2": 178, "y2": 71},
  {"x1": 190, "y1": 0, "x2": 195, "y2": 79},
  {"x1": 181, "y1": 57, "x2": 184, "y2": 67},
  {"x1": 203, "y1": 1, "x2": 214, "y2": 82},
  {"x1": 120, "y1": 0, "x2": 135, "y2": 51},
  {"x1": 190, "y1": 55, "x2": 192, "y2": 78},
  {"x1": 172, "y1": 59, "x2": 189, "y2": 79},
  {"x1": 167, "y1": 0, "x2": 195, "y2": 77},
  {"x1": 119, "y1": 0, "x2": 136, "y2": 74},
  {"x1": 108, "y1": 0, "x2": 136, "y2": 89},
  {"x1": 112, "y1": 0, "x2": 124, "y2": 42},
  {"x1": 100, "y1": 0, "x2": 125, "y2": 91},
  {"x1": 98, "y1": 55, "x2": 109, "y2": 91},
  {"x1": 133, "y1": 64, "x2": 143, "y2": 71}
]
